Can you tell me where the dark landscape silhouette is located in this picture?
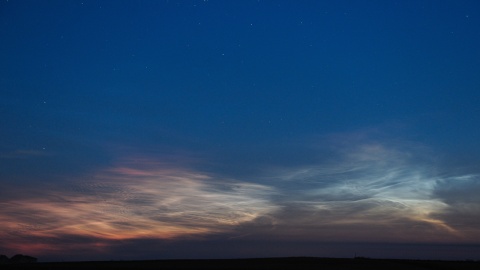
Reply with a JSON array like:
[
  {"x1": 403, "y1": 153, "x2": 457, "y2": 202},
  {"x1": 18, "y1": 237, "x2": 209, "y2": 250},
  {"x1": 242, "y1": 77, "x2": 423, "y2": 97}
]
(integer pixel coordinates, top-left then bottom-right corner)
[
  {"x1": 0, "y1": 254, "x2": 37, "y2": 264},
  {"x1": 1, "y1": 256, "x2": 480, "y2": 270}
]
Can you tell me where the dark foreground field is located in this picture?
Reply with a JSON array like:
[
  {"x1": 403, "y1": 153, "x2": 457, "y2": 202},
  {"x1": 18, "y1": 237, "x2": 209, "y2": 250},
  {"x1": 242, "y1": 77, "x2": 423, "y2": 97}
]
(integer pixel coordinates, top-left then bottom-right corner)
[{"x1": 2, "y1": 257, "x2": 480, "y2": 270}]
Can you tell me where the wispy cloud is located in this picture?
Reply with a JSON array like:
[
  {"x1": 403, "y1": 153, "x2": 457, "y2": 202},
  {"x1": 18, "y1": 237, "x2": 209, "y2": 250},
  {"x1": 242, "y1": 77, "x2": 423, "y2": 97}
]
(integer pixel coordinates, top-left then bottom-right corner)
[
  {"x1": 258, "y1": 137, "x2": 470, "y2": 242},
  {"x1": 432, "y1": 174, "x2": 480, "y2": 240},
  {"x1": 0, "y1": 158, "x2": 278, "y2": 254},
  {"x1": 2, "y1": 133, "x2": 480, "y2": 258}
]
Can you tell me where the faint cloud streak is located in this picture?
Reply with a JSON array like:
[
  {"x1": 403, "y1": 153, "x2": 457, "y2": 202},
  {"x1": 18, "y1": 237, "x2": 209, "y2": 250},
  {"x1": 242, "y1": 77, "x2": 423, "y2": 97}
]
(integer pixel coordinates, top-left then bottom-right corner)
[{"x1": 0, "y1": 149, "x2": 52, "y2": 159}]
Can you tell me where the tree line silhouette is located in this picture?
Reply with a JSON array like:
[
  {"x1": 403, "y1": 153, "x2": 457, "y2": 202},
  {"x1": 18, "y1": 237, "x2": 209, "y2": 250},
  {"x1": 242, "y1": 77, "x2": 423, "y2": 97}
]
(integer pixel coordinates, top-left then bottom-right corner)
[{"x1": 0, "y1": 254, "x2": 37, "y2": 264}]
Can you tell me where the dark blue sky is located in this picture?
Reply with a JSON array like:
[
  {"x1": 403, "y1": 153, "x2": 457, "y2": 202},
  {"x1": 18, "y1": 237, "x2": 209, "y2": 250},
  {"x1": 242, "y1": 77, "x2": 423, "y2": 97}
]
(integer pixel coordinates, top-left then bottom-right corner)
[{"x1": 1, "y1": 0, "x2": 480, "y2": 261}]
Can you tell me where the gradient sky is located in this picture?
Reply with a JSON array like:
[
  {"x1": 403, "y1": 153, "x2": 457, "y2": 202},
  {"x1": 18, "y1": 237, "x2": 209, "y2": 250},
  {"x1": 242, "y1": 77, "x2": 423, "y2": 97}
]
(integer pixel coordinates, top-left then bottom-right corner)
[{"x1": 1, "y1": 0, "x2": 480, "y2": 262}]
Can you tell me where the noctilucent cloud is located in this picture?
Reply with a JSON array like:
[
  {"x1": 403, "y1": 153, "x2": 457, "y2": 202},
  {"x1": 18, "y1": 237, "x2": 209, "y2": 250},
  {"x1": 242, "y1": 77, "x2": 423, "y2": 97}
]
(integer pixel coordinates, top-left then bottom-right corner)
[{"x1": 1, "y1": 0, "x2": 480, "y2": 261}]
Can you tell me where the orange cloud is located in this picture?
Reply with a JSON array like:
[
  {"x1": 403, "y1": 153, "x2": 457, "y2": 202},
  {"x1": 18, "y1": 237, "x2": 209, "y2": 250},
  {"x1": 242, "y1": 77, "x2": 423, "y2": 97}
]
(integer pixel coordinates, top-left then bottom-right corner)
[{"x1": 0, "y1": 159, "x2": 278, "y2": 255}]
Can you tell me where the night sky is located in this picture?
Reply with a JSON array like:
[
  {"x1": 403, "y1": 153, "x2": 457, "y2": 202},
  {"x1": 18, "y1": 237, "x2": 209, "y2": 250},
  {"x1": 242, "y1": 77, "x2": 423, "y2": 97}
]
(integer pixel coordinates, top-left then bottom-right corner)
[{"x1": 1, "y1": 0, "x2": 480, "y2": 262}]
